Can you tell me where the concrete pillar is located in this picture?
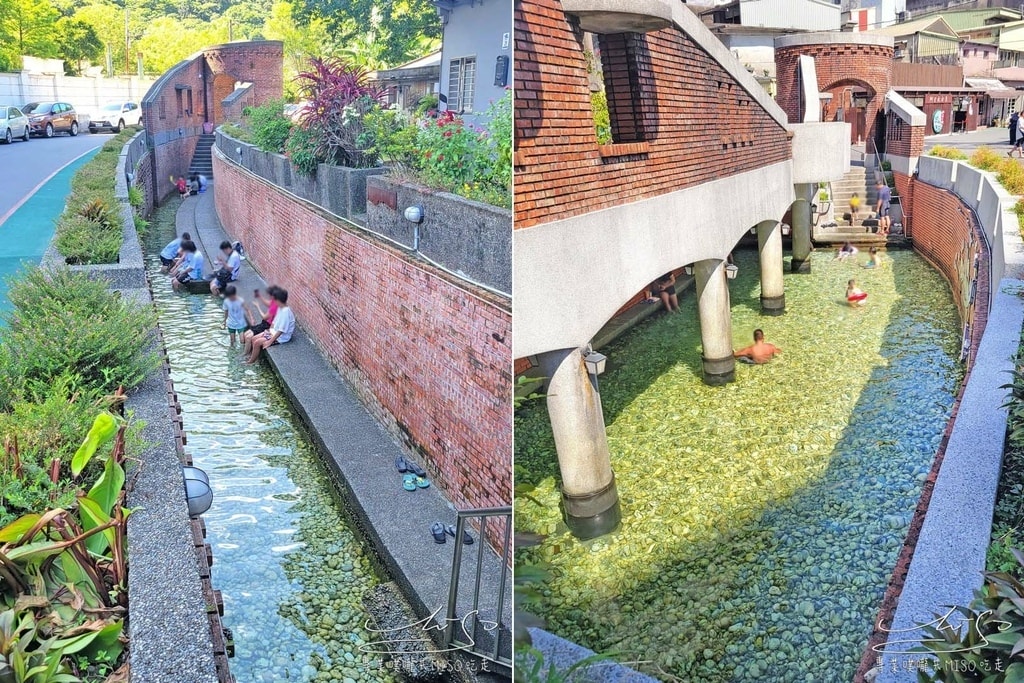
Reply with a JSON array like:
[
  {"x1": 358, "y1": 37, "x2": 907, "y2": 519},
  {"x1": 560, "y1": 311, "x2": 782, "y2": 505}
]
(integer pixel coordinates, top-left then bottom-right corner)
[
  {"x1": 756, "y1": 220, "x2": 786, "y2": 316},
  {"x1": 694, "y1": 259, "x2": 735, "y2": 386},
  {"x1": 538, "y1": 347, "x2": 621, "y2": 540},
  {"x1": 792, "y1": 182, "x2": 814, "y2": 273}
]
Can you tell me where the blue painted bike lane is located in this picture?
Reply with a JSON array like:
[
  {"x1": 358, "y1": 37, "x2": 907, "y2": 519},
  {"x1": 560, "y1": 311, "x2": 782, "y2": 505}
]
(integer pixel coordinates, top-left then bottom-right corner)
[{"x1": 0, "y1": 149, "x2": 100, "y2": 311}]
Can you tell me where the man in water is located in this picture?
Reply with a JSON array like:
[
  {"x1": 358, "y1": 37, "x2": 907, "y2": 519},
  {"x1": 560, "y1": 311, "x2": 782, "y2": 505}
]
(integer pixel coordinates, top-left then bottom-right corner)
[{"x1": 734, "y1": 329, "x2": 781, "y2": 364}]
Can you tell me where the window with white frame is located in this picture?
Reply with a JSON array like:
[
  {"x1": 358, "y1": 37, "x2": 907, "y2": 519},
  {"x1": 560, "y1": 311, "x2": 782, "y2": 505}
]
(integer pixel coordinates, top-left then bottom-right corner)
[{"x1": 447, "y1": 56, "x2": 477, "y2": 113}]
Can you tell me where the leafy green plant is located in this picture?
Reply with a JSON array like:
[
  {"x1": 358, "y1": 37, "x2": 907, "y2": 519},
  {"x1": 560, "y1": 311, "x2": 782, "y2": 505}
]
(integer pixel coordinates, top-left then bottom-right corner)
[
  {"x1": 413, "y1": 94, "x2": 438, "y2": 117},
  {"x1": 0, "y1": 268, "x2": 157, "y2": 401},
  {"x1": 591, "y1": 90, "x2": 611, "y2": 145},
  {"x1": 294, "y1": 57, "x2": 382, "y2": 168},
  {"x1": 972, "y1": 147, "x2": 1004, "y2": 171},
  {"x1": 244, "y1": 99, "x2": 293, "y2": 154},
  {"x1": 126, "y1": 186, "x2": 143, "y2": 209},
  {"x1": 359, "y1": 105, "x2": 419, "y2": 168},
  {"x1": 284, "y1": 125, "x2": 321, "y2": 177},
  {"x1": 916, "y1": 549, "x2": 1024, "y2": 681},
  {"x1": 514, "y1": 646, "x2": 611, "y2": 683}
]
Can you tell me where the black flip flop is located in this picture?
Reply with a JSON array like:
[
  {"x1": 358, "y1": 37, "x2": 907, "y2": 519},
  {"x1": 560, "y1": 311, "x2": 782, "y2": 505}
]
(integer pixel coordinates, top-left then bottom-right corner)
[
  {"x1": 407, "y1": 461, "x2": 426, "y2": 478},
  {"x1": 431, "y1": 522, "x2": 447, "y2": 544},
  {"x1": 395, "y1": 456, "x2": 409, "y2": 473},
  {"x1": 445, "y1": 524, "x2": 473, "y2": 545}
]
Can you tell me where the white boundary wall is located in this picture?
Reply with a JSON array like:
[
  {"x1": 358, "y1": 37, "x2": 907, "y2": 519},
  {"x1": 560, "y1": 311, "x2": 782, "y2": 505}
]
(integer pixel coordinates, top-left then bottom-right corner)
[{"x1": 0, "y1": 72, "x2": 155, "y2": 111}]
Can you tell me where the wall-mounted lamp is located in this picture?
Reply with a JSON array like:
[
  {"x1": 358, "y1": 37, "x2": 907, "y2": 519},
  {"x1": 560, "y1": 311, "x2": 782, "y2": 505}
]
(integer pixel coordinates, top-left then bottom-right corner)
[
  {"x1": 583, "y1": 350, "x2": 607, "y2": 376},
  {"x1": 781, "y1": 223, "x2": 791, "y2": 236},
  {"x1": 182, "y1": 466, "x2": 213, "y2": 517},
  {"x1": 126, "y1": 172, "x2": 135, "y2": 183},
  {"x1": 235, "y1": 146, "x2": 242, "y2": 157},
  {"x1": 725, "y1": 264, "x2": 739, "y2": 280},
  {"x1": 683, "y1": 264, "x2": 694, "y2": 276},
  {"x1": 404, "y1": 205, "x2": 424, "y2": 223}
]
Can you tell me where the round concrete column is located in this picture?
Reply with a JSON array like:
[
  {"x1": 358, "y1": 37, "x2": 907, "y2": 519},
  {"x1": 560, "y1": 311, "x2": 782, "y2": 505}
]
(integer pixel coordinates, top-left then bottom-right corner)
[
  {"x1": 756, "y1": 220, "x2": 785, "y2": 316},
  {"x1": 791, "y1": 183, "x2": 814, "y2": 274},
  {"x1": 694, "y1": 259, "x2": 735, "y2": 386},
  {"x1": 538, "y1": 347, "x2": 621, "y2": 540}
]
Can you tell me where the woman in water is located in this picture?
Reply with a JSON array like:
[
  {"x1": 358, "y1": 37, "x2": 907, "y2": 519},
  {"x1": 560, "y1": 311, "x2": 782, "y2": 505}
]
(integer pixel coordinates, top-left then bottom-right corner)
[{"x1": 846, "y1": 279, "x2": 868, "y2": 306}]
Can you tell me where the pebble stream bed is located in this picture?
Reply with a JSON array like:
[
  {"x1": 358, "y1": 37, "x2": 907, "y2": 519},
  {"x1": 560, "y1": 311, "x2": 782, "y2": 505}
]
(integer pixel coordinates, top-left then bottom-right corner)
[
  {"x1": 515, "y1": 248, "x2": 962, "y2": 682},
  {"x1": 146, "y1": 203, "x2": 398, "y2": 683}
]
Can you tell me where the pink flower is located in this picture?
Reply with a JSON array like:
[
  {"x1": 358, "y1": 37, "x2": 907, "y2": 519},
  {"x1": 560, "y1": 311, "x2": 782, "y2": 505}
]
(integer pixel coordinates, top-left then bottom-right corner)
[{"x1": 438, "y1": 154, "x2": 444, "y2": 161}]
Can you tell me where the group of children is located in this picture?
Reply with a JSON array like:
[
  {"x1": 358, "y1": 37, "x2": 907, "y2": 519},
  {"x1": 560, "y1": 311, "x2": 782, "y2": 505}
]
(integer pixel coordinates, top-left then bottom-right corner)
[
  {"x1": 159, "y1": 233, "x2": 296, "y2": 363},
  {"x1": 836, "y1": 242, "x2": 885, "y2": 307},
  {"x1": 175, "y1": 173, "x2": 208, "y2": 198}
]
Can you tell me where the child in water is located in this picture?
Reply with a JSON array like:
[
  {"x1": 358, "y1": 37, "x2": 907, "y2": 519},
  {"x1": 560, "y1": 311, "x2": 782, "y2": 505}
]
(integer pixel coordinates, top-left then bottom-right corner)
[
  {"x1": 863, "y1": 247, "x2": 881, "y2": 269},
  {"x1": 221, "y1": 285, "x2": 247, "y2": 345},
  {"x1": 847, "y1": 279, "x2": 868, "y2": 306},
  {"x1": 836, "y1": 242, "x2": 858, "y2": 261}
]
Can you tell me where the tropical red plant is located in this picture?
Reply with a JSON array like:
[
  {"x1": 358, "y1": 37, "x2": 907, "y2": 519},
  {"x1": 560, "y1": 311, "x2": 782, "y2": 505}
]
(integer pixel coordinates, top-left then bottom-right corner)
[{"x1": 294, "y1": 57, "x2": 384, "y2": 168}]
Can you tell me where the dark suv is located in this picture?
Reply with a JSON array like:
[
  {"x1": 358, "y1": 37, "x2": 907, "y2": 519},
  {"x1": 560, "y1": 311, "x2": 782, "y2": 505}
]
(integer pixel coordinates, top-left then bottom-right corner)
[{"x1": 23, "y1": 102, "x2": 79, "y2": 138}]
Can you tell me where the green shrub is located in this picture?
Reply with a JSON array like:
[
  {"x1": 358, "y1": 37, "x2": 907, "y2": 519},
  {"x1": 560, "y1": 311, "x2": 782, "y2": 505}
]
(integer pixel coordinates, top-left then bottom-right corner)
[
  {"x1": 220, "y1": 121, "x2": 252, "y2": 143},
  {"x1": 127, "y1": 185, "x2": 144, "y2": 208},
  {"x1": 926, "y1": 145, "x2": 968, "y2": 160},
  {"x1": 54, "y1": 214, "x2": 121, "y2": 265},
  {"x1": 53, "y1": 130, "x2": 138, "y2": 264},
  {"x1": 285, "y1": 125, "x2": 320, "y2": 176},
  {"x1": 591, "y1": 89, "x2": 611, "y2": 145},
  {"x1": 245, "y1": 98, "x2": 293, "y2": 153},
  {"x1": 360, "y1": 105, "x2": 419, "y2": 167},
  {"x1": 0, "y1": 267, "x2": 158, "y2": 400},
  {"x1": 412, "y1": 94, "x2": 438, "y2": 117},
  {"x1": 972, "y1": 146, "x2": 1004, "y2": 171},
  {"x1": 0, "y1": 376, "x2": 111, "y2": 526}
]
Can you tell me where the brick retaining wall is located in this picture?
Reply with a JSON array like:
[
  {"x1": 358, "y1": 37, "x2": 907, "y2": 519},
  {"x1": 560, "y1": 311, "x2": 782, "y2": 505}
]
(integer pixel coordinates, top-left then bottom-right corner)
[{"x1": 212, "y1": 152, "x2": 512, "y2": 512}]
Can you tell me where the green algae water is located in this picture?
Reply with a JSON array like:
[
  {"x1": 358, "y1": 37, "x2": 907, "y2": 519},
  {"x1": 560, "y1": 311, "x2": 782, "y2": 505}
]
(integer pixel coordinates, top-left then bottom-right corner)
[
  {"x1": 145, "y1": 202, "x2": 397, "y2": 683},
  {"x1": 515, "y1": 248, "x2": 961, "y2": 682}
]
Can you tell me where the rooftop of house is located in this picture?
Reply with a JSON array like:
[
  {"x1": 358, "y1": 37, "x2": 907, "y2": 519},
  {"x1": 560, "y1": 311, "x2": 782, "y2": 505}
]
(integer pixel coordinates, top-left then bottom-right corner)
[
  {"x1": 908, "y1": 7, "x2": 1021, "y2": 32},
  {"x1": 868, "y1": 14, "x2": 958, "y2": 36}
]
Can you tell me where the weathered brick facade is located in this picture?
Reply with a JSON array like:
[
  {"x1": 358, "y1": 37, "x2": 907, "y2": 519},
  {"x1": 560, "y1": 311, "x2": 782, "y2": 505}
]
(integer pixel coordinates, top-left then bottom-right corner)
[
  {"x1": 775, "y1": 40, "x2": 893, "y2": 144},
  {"x1": 212, "y1": 154, "x2": 512, "y2": 513},
  {"x1": 142, "y1": 41, "x2": 283, "y2": 202},
  {"x1": 885, "y1": 113, "x2": 925, "y2": 159},
  {"x1": 514, "y1": 0, "x2": 792, "y2": 229}
]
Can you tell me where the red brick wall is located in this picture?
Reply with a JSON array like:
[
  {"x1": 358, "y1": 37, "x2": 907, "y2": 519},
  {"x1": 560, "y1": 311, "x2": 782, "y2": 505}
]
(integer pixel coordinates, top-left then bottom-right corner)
[
  {"x1": 904, "y1": 177, "x2": 988, "y2": 366},
  {"x1": 885, "y1": 114, "x2": 925, "y2": 159},
  {"x1": 212, "y1": 154, "x2": 512, "y2": 512},
  {"x1": 775, "y1": 41, "x2": 893, "y2": 143},
  {"x1": 514, "y1": 0, "x2": 792, "y2": 229},
  {"x1": 142, "y1": 41, "x2": 283, "y2": 203}
]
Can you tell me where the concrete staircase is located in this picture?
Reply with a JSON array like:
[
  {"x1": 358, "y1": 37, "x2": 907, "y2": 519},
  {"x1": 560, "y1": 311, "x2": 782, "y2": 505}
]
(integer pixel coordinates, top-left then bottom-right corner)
[
  {"x1": 189, "y1": 133, "x2": 216, "y2": 178},
  {"x1": 813, "y1": 161, "x2": 891, "y2": 246}
]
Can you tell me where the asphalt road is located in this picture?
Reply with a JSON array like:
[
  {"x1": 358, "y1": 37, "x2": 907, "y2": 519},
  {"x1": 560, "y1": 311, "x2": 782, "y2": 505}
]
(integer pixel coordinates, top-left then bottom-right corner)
[{"x1": 0, "y1": 130, "x2": 110, "y2": 226}]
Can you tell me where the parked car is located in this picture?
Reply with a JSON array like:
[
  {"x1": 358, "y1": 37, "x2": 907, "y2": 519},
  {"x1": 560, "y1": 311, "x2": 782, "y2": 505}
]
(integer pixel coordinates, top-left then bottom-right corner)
[
  {"x1": 0, "y1": 105, "x2": 30, "y2": 144},
  {"x1": 88, "y1": 101, "x2": 142, "y2": 133},
  {"x1": 22, "y1": 101, "x2": 79, "y2": 138}
]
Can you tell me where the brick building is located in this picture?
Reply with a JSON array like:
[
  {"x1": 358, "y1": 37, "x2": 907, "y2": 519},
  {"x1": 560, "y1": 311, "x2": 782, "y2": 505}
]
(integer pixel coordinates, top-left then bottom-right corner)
[
  {"x1": 515, "y1": 0, "x2": 848, "y2": 538},
  {"x1": 140, "y1": 41, "x2": 283, "y2": 202}
]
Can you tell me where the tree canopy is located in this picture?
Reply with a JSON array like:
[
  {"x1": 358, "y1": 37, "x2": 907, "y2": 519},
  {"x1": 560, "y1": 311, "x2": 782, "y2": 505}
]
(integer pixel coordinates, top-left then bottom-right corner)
[{"x1": 0, "y1": 0, "x2": 439, "y2": 76}]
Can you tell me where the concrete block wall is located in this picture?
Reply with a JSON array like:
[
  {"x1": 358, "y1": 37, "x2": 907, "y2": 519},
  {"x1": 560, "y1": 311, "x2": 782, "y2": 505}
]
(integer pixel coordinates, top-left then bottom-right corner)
[
  {"x1": 514, "y1": 0, "x2": 791, "y2": 230},
  {"x1": 212, "y1": 151, "x2": 512, "y2": 514},
  {"x1": 366, "y1": 176, "x2": 512, "y2": 294}
]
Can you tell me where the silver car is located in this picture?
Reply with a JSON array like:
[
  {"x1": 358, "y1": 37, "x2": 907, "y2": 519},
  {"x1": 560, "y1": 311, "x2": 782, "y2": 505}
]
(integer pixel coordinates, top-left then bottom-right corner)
[{"x1": 0, "y1": 105, "x2": 29, "y2": 144}]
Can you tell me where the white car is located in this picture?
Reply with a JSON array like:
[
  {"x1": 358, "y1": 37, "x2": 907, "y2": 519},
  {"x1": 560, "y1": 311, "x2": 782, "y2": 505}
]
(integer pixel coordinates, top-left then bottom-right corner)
[
  {"x1": 0, "y1": 105, "x2": 30, "y2": 144},
  {"x1": 88, "y1": 102, "x2": 142, "y2": 133}
]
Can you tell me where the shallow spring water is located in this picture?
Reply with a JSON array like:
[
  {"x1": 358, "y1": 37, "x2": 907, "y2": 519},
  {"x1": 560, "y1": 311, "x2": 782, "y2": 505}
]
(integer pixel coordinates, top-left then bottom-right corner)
[
  {"x1": 145, "y1": 203, "x2": 397, "y2": 683},
  {"x1": 515, "y1": 248, "x2": 961, "y2": 682}
]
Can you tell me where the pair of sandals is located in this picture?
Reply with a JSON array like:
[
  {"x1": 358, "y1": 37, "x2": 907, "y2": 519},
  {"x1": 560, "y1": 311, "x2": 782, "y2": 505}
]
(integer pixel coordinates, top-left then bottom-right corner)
[
  {"x1": 403, "y1": 474, "x2": 430, "y2": 491},
  {"x1": 430, "y1": 522, "x2": 473, "y2": 545},
  {"x1": 396, "y1": 456, "x2": 430, "y2": 491}
]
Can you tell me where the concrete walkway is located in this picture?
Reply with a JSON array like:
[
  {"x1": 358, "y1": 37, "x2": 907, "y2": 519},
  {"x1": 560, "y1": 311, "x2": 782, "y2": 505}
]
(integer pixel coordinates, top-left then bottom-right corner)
[
  {"x1": 170, "y1": 188, "x2": 511, "y2": 669},
  {"x1": 921, "y1": 124, "x2": 1014, "y2": 156}
]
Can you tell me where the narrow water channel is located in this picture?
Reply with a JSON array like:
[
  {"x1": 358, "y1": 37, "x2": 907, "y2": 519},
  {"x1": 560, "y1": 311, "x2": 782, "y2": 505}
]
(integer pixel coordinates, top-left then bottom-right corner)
[
  {"x1": 516, "y1": 248, "x2": 961, "y2": 682},
  {"x1": 145, "y1": 201, "x2": 397, "y2": 683}
]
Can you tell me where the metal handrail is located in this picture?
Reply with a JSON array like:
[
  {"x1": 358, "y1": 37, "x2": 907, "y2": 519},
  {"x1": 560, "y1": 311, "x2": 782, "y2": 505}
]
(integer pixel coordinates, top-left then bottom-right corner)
[{"x1": 445, "y1": 506, "x2": 512, "y2": 671}]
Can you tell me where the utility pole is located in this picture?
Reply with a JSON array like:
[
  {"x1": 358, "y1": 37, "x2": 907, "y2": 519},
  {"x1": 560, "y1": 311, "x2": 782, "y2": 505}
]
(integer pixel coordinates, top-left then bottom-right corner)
[{"x1": 125, "y1": 5, "x2": 130, "y2": 75}]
